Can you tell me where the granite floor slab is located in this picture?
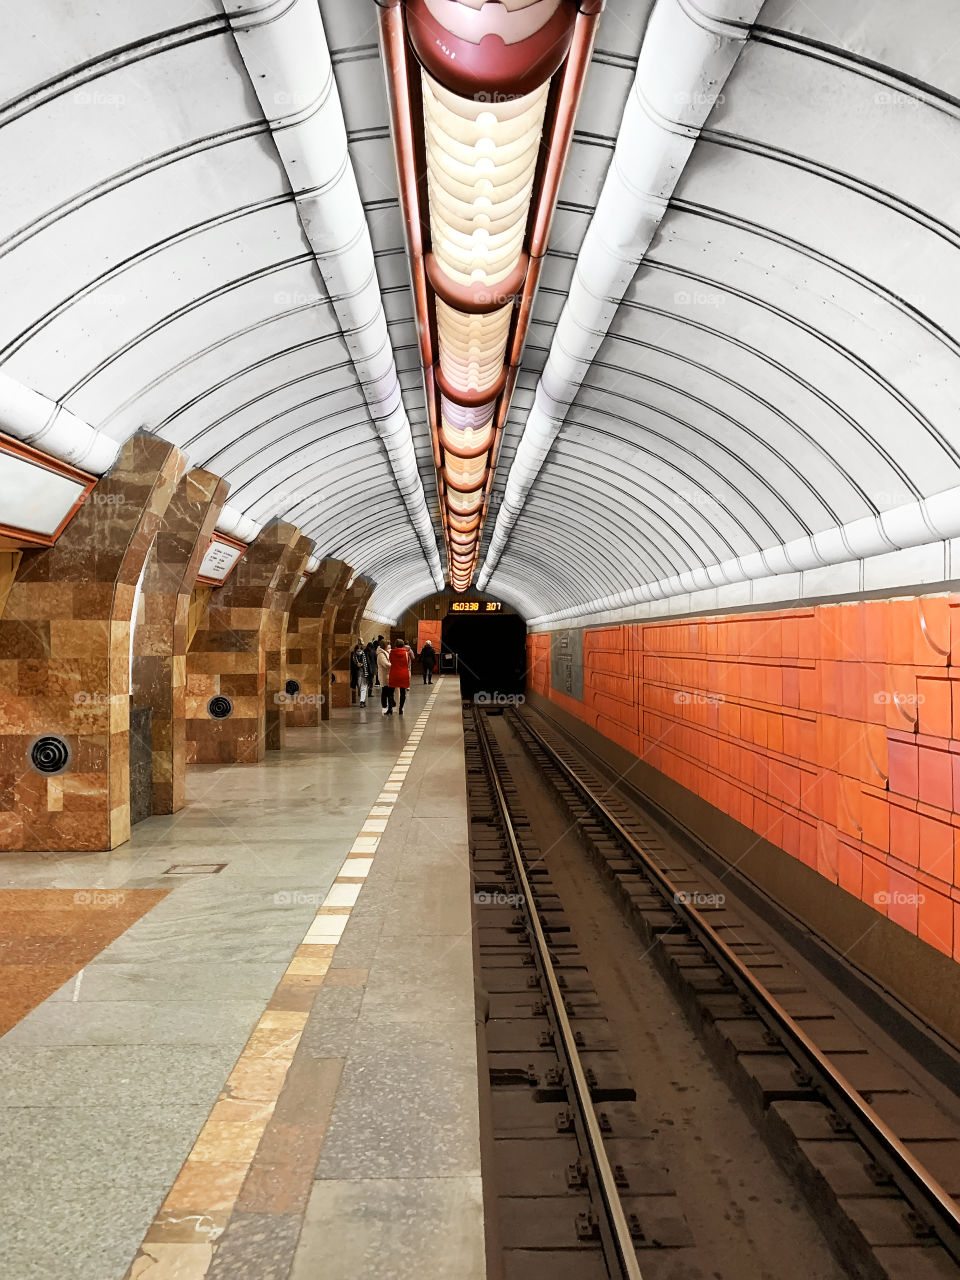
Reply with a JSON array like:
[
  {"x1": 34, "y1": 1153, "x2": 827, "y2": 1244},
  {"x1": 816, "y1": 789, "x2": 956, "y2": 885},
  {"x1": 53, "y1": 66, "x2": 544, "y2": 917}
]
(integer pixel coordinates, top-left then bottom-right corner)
[
  {"x1": 0, "y1": 697, "x2": 433, "y2": 1280},
  {"x1": 291, "y1": 1177, "x2": 485, "y2": 1280}
]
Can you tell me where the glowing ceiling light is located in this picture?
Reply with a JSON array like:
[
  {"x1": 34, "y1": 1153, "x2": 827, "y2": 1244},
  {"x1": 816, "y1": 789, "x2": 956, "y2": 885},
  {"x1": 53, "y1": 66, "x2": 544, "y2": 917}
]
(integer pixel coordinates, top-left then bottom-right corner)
[{"x1": 378, "y1": 0, "x2": 604, "y2": 589}]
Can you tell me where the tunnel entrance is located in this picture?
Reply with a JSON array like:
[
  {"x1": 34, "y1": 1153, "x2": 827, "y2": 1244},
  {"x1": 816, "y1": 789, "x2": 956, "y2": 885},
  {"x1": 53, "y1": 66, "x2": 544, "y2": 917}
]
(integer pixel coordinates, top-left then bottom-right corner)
[{"x1": 441, "y1": 608, "x2": 526, "y2": 703}]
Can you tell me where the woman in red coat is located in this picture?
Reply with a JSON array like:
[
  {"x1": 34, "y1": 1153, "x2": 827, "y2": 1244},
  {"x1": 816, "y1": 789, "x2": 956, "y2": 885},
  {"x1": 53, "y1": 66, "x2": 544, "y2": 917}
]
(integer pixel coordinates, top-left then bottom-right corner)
[{"x1": 388, "y1": 637, "x2": 411, "y2": 716}]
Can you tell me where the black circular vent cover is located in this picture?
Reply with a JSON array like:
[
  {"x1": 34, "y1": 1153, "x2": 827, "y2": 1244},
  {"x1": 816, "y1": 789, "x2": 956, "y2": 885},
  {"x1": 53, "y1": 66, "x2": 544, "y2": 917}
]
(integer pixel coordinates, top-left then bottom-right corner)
[
  {"x1": 208, "y1": 695, "x2": 234, "y2": 720},
  {"x1": 30, "y1": 735, "x2": 71, "y2": 775},
  {"x1": 285, "y1": 679, "x2": 301, "y2": 696}
]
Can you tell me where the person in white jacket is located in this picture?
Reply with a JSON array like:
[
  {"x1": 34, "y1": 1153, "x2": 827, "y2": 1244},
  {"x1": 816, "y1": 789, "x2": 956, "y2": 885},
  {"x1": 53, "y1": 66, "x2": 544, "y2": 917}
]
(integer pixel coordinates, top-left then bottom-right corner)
[{"x1": 376, "y1": 638, "x2": 393, "y2": 715}]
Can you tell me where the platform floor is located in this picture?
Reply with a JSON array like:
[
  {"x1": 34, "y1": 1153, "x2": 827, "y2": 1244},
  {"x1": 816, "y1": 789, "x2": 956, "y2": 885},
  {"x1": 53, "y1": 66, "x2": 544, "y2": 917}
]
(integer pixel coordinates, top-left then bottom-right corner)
[{"x1": 0, "y1": 677, "x2": 484, "y2": 1280}]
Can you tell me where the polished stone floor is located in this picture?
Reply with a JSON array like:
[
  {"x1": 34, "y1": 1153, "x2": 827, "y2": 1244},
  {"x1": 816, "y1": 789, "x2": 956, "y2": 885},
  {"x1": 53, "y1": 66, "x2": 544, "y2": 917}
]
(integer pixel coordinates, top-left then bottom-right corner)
[{"x1": 0, "y1": 678, "x2": 484, "y2": 1280}]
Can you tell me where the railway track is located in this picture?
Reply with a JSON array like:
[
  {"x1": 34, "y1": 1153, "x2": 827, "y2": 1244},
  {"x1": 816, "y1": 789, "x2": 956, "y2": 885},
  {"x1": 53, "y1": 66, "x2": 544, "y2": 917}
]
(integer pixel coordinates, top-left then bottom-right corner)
[
  {"x1": 501, "y1": 701, "x2": 960, "y2": 1280},
  {"x1": 469, "y1": 706, "x2": 647, "y2": 1279}
]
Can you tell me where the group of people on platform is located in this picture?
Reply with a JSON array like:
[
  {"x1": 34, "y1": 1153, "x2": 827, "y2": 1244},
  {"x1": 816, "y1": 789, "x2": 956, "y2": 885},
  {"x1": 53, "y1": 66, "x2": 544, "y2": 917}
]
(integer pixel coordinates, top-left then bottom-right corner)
[{"x1": 349, "y1": 634, "x2": 437, "y2": 716}]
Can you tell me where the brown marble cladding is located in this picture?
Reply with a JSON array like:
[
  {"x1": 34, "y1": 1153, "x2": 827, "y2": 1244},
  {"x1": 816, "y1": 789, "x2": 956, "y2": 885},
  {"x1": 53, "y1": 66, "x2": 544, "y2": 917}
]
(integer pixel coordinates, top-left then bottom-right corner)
[
  {"x1": 264, "y1": 534, "x2": 313, "y2": 751},
  {"x1": 131, "y1": 469, "x2": 227, "y2": 814},
  {"x1": 0, "y1": 434, "x2": 185, "y2": 852},
  {"x1": 285, "y1": 559, "x2": 352, "y2": 727},
  {"x1": 185, "y1": 521, "x2": 308, "y2": 765},
  {"x1": 329, "y1": 576, "x2": 375, "y2": 709}
]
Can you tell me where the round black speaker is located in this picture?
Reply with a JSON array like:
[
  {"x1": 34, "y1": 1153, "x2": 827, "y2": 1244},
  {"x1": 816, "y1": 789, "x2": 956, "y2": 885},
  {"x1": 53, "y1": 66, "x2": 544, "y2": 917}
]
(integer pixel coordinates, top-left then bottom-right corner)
[
  {"x1": 285, "y1": 678, "x2": 301, "y2": 696},
  {"x1": 29, "y1": 735, "x2": 71, "y2": 775},
  {"x1": 208, "y1": 695, "x2": 234, "y2": 720}
]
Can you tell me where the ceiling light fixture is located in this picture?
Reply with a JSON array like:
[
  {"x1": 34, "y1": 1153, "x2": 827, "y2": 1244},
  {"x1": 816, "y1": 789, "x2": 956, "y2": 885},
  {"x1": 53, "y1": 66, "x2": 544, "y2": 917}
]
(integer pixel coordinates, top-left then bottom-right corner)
[{"x1": 377, "y1": 0, "x2": 603, "y2": 588}]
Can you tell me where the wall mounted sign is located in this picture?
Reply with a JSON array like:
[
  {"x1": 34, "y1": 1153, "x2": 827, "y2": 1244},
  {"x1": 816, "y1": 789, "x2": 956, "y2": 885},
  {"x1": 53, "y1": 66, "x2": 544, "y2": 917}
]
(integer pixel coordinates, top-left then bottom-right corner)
[
  {"x1": 449, "y1": 600, "x2": 503, "y2": 613},
  {"x1": 0, "y1": 432, "x2": 95, "y2": 548},
  {"x1": 196, "y1": 532, "x2": 246, "y2": 586},
  {"x1": 551, "y1": 628, "x2": 583, "y2": 701}
]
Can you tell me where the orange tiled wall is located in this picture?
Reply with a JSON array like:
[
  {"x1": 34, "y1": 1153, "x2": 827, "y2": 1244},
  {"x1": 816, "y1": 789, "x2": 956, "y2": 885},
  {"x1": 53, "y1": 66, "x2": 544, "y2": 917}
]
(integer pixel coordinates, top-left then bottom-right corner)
[
  {"x1": 417, "y1": 620, "x2": 442, "y2": 652},
  {"x1": 528, "y1": 597, "x2": 960, "y2": 961}
]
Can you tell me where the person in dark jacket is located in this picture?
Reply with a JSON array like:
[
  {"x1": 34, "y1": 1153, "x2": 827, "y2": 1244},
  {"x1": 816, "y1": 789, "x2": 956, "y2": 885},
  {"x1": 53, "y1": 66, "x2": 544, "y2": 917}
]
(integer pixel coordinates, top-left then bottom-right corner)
[
  {"x1": 419, "y1": 640, "x2": 437, "y2": 684},
  {"x1": 365, "y1": 635, "x2": 382, "y2": 687},
  {"x1": 350, "y1": 640, "x2": 370, "y2": 707},
  {"x1": 389, "y1": 636, "x2": 411, "y2": 715}
]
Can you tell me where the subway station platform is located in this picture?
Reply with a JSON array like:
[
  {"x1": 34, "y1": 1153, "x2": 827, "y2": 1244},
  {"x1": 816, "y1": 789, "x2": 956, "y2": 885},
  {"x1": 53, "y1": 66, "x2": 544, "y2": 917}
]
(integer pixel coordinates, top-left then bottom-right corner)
[{"x1": 0, "y1": 677, "x2": 483, "y2": 1280}]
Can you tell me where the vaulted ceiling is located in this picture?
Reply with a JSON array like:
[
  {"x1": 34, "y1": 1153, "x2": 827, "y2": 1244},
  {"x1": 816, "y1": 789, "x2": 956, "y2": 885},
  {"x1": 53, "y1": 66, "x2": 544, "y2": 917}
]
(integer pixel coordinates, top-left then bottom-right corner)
[{"x1": 3, "y1": 1, "x2": 959, "y2": 624}]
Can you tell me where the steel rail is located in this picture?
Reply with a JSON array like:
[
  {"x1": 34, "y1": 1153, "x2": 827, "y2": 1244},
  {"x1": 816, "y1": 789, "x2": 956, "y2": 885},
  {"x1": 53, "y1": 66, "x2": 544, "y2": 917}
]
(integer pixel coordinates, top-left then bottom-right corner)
[
  {"x1": 513, "y1": 708, "x2": 960, "y2": 1264},
  {"x1": 472, "y1": 710, "x2": 645, "y2": 1280}
]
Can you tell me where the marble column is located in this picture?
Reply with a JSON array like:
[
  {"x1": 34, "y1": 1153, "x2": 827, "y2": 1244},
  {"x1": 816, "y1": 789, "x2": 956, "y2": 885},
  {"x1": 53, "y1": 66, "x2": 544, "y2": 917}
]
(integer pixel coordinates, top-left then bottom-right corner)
[
  {"x1": 264, "y1": 533, "x2": 313, "y2": 751},
  {"x1": 0, "y1": 433, "x2": 185, "y2": 852},
  {"x1": 131, "y1": 469, "x2": 228, "y2": 813},
  {"x1": 185, "y1": 520, "x2": 306, "y2": 764},
  {"x1": 329, "y1": 575, "x2": 375, "y2": 709},
  {"x1": 286, "y1": 558, "x2": 352, "y2": 727}
]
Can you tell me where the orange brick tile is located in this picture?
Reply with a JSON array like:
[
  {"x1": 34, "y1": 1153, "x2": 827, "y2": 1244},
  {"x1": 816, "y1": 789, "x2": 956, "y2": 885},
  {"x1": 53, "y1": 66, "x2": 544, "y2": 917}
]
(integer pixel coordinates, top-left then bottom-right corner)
[
  {"x1": 916, "y1": 598, "x2": 950, "y2": 665},
  {"x1": 916, "y1": 677, "x2": 952, "y2": 739},
  {"x1": 887, "y1": 869, "x2": 921, "y2": 934},
  {"x1": 918, "y1": 746, "x2": 953, "y2": 810},
  {"x1": 888, "y1": 740, "x2": 919, "y2": 799},
  {"x1": 860, "y1": 792, "x2": 890, "y2": 853},
  {"x1": 860, "y1": 602, "x2": 885, "y2": 663},
  {"x1": 862, "y1": 856, "x2": 888, "y2": 915},
  {"x1": 836, "y1": 838, "x2": 862, "y2": 897},
  {"x1": 837, "y1": 776, "x2": 862, "y2": 839},
  {"x1": 918, "y1": 815, "x2": 954, "y2": 883},
  {"x1": 816, "y1": 822, "x2": 838, "y2": 882},
  {"x1": 885, "y1": 600, "x2": 917, "y2": 666},
  {"x1": 890, "y1": 804, "x2": 920, "y2": 869}
]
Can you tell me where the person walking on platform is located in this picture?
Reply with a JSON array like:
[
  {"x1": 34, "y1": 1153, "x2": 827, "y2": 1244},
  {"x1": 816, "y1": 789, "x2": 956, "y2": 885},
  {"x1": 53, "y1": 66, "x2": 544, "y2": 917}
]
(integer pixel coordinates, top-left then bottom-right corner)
[
  {"x1": 377, "y1": 637, "x2": 393, "y2": 714},
  {"x1": 350, "y1": 640, "x2": 370, "y2": 708},
  {"x1": 389, "y1": 635, "x2": 411, "y2": 716},
  {"x1": 419, "y1": 640, "x2": 436, "y2": 684}
]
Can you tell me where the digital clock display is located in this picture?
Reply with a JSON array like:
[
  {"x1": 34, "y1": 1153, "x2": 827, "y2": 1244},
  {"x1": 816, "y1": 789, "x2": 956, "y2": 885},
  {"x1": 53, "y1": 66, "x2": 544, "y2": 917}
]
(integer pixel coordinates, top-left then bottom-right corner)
[{"x1": 450, "y1": 601, "x2": 502, "y2": 613}]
